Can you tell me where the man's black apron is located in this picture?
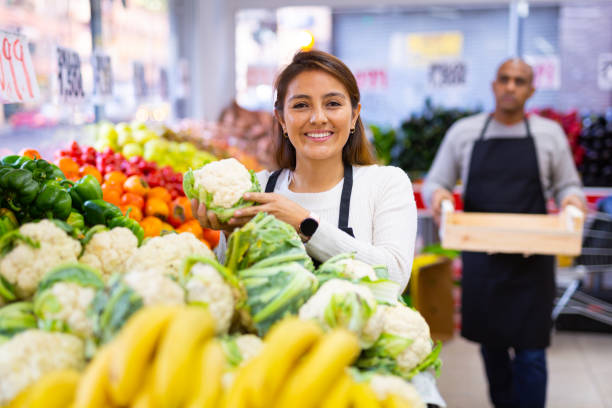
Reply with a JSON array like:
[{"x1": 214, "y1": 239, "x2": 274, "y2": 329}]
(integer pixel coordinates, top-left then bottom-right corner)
[
  {"x1": 461, "y1": 115, "x2": 555, "y2": 349},
  {"x1": 265, "y1": 164, "x2": 355, "y2": 238}
]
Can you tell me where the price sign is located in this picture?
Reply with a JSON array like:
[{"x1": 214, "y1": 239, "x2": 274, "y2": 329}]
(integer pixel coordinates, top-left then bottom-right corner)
[
  {"x1": 56, "y1": 46, "x2": 85, "y2": 102},
  {"x1": 133, "y1": 62, "x2": 147, "y2": 99},
  {"x1": 92, "y1": 52, "x2": 113, "y2": 97},
  {"x1": 0, "y1": 30, "x2": 40, "y2": 103},
  {"x1": 428, "y1": 61, "x2": 467, "y2": 87}
]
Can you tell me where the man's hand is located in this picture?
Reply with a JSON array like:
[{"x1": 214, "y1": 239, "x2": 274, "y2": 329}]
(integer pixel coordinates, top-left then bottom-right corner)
[
  {"x1": 561, "y1": 194, "x2": 587, "y2": 215},
  {"x1": 432, "y1": 188, "x2": 455, "y2": 225}
]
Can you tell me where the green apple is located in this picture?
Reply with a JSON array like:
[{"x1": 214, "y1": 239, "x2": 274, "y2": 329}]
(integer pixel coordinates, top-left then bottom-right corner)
[{"x1": 122, "y1": 143, "x2": 144, "y2": 158}]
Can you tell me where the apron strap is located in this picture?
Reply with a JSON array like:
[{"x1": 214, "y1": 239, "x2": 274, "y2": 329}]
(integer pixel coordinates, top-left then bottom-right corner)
[
  {"x1": 265, "y1": 169, "x2": 282, "y2": 193},
  {"x1": 339, "y1": 163, "x2": 353, "y2": 230},
  {"x1": 524, "y1": 115, "x2": 533, "y2": 139}
]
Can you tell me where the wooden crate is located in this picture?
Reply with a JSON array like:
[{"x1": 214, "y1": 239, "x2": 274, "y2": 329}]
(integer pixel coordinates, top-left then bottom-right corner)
[{"x1": 440, "y1": 207, "x2": 584, "y2": 256}]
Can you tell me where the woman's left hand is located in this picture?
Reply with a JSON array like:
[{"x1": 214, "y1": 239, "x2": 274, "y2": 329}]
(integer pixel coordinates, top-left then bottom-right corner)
[{"x1": 228, "y1": 192, "x2": 309, "y2": 231}]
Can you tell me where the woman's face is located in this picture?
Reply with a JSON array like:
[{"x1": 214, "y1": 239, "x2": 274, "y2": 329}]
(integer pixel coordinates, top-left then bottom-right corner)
[{"x1": 277, "y1": 70, "x2": 360, "y2": 164}]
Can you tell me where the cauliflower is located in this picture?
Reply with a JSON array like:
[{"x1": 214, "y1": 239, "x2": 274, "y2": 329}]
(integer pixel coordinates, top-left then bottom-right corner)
[
  {"x1": 183, "y1": 158, "x2": 261, "y2": 223},
  {"x1": 337, "y1": 258, "x2": 379, "y2": 280},
  {"x1": 184, "y1": 258, "x2": 237, "y2": 334},
  {"x1": 357, "y1": 304, "x2": 440, "y2": 379},
  {"x1": 123, "y1": 270, "x2": 185, "y2": 306},
  {"x1": 0, "y1": 220, "x2": 81, "y2": 299},
  {"x1": 125, "y1": 233, "x2": 215, "y2": 278},
  {"x1": 369, "y1": 373, "x2": 426, "y2": 408},
  {"x1": 299, "y1": 279, "x2": 381, "y2": 347},
  {"x1": 89, "y1": 270, "x2": 185, "y2": 346},
  {"x1": 38, "y1": 283, "x2": 96, "y2": 337},
  {"x1": 33, "y1": 263, "x2": 104, "y2": 339},
  {"x1": 378, "y1": 305, "x2": 432, "y2": 372},
  {"x1": 79, "y1": 227, "x2": 138, "y2": 281},
  {"x1": 234, "y1": 334, "x2": 263, "y2": 363},
  {"x1": 0, "y1": 330, "x2": 85, "y2": 405}
]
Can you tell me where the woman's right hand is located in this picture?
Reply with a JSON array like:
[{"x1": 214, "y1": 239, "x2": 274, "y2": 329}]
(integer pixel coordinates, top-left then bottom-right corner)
[{"x1": 191, "y1": 199, "x2": 234, "y2": 234}]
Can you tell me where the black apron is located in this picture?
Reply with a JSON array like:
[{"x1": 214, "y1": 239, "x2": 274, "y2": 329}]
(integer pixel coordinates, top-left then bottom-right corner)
[
  {"x1": 265, "y1": 164, "x2": 355, "y2": 238},
  {"x1": 460, "y1": 115, "x2": 555, "y2": 349}
]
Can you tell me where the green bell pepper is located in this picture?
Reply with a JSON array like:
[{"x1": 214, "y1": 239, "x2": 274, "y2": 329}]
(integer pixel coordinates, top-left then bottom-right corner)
[
  {"x1": 32, "y1": 180, "x2": 72, "y2": 220},
  {"x1": 66, "y1": 211, "x2": 85, "y2": 232},
  {"x1": 20, "y1": 159, "x2": 65, "y2": 182},
  {"x1": 108, "y1": 215, "x2": 144, "y2": 245},
  {"x1": 82, "y1": 199, "x2": 123, "y2": 226},
  {"x1": 0, "y1": 155, "x2": 30, "y2": 168},
  {"x1": 0, "y1": 168, "x2": 41, "y2": 212},
  {"x1": 0, "y1": 208, "x2": 19, "y2": 237},
  {"x1": 68, "y1": 175, "x2": 103, "y2": 211}
]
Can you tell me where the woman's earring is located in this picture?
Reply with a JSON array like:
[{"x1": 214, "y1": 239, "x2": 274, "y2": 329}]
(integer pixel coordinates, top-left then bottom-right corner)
[
  {"x1": 350, "y1": 128, "x2": 355, "y2": 135},
  {"x1": 284, "y1": 132, "x2": 289, "y2": 138}
]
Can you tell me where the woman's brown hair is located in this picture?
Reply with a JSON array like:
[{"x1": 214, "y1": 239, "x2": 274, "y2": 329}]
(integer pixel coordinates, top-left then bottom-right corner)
[{"x1": 273, "y1": 50, "x2": 376, "y2": 170}]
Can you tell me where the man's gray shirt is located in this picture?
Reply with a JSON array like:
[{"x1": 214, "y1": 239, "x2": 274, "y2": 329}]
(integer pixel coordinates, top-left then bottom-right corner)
[{"x1": 422, "y1": 112, "x2": 585, "y2": 208}]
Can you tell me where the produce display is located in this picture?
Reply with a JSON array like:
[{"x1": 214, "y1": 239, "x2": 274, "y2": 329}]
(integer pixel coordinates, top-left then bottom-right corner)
[
  {"x1": 92, "y1": 122, "x2": 217, "y2": 173},
  {"x1": 53, "y1": 142, "x2": 220, "y2": 246},
  {"x1": 0, "y1": 155, "x2": 442, "y2": 407}
]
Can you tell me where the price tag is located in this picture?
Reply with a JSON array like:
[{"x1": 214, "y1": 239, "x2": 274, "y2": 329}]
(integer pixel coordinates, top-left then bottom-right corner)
[
  {"x1": 92, "y1": 52, "x2": 113, "y2": 98},
  {"x1": 0, "y1": 30, "x2": 41, "y2": 104},
  {"x1": 133, "y1": 62, "x2": 147, "y2": 100},
  {"x1": 56, "y1": 46, "x2": 85, "y2": 102}
]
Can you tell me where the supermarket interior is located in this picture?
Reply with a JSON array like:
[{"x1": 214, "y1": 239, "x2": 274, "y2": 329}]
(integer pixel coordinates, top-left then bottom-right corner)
[{"x1": 1, "y1": 0, "x2": 612, "y2": 407}]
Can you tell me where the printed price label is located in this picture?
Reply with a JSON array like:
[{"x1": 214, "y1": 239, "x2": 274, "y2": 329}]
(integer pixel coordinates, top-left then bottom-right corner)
[
  {"x1": 56, "y1": 46, "x2": 85, "y2": 101},
  {"x1": 0, "y1": 30, "x2": 41, "y2": 103},
  {"x1": 92, "y1": 52, "x2": 113, "y2": 97}
]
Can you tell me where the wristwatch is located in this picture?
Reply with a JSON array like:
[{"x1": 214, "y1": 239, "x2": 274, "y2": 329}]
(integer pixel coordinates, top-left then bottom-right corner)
[{"x1": 299, "y1": 212, "x2": 319, "y2": 242}]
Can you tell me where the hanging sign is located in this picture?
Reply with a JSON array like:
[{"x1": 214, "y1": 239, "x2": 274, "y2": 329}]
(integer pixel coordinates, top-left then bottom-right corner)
[
  {"x1": 525, "y1": 55, "x2": 560, "y2": 90},
  {"x1": 133, "y1": 62, "x2": 147, "y2": 99},
  {"x1": 0, "y1": 30, "x2": 41, "y2": 103},
  {"x1": 56, "y1": 46, "x2": 85, "y2": 102},
  {"x1": 92, "y1": 52, "x2": 113, "y2": 98}
]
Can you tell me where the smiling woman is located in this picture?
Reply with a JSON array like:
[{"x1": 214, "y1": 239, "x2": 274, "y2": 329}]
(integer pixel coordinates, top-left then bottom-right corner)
[{"x1": 194, "y1": 50, "x2": 417, "y2": 290}]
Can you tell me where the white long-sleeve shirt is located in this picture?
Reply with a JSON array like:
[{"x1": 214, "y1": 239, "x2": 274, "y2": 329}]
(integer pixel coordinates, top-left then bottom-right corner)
[{"x1": 215, "y1": 165, "x2": 417, "y2": 291}]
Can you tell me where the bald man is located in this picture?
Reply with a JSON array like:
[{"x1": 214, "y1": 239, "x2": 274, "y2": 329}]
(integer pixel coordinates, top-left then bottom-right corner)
[{"x1": 423, "y1": 59, "x2": 585, "y2": 408}]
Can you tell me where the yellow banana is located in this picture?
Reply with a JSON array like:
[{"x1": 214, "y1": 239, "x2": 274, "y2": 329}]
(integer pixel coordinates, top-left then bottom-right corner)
[
  {"x1": 108, "y1": 305, "x2": 180, "y2": 406},
  {"x1": 152, "y1": 306, "x2": 215, "y2": 408},
  {"x1": 21, "y1": 369, "x2": 81, "y2": 408},
  {"x1": 320, "y1": 372, "x2": 353, "y2": 408},
  {"x1": 73, "y1": 343, "x2": 115, "y2": 408},
  {"x1": 382, "y1": 394, "x2": 411, "y2": 408},
  {"x1": 351, "y1": 382, "x2": 381, "y2": 408},
  {"x1": 129, "y1": 365, "x2": 155, "y2": 408},
  {"x1": 273, "y1": 329, "x2": 360, "y2": 408},
  {"x1": 251, "y1": 318, "x2": 323, "y2": 407},
  {"x1": 6, "y1": 386, "x2": 31, "y2": 408},
  {"x1": 185, "y1": 340, "x2": 226, "y2": 408}
]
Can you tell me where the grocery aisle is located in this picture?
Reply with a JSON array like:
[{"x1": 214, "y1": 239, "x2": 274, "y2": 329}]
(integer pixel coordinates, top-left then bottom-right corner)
[{"x1": 437, "y1": 331, "x2": 612, "y2": 408}]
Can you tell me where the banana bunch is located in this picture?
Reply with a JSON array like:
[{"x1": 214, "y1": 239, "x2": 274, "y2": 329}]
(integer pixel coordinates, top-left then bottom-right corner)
[{"x1": 5, "y1": 307, "x2": 422, "y2": 408}]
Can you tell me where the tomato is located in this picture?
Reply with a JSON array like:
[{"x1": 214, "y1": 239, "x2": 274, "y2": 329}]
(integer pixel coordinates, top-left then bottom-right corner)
[
  {"x1": 102, "y1": 186, "x2": 122, "y2": 207},
  {"x1": 168, "y1": 196, "x2": 193, "y2": 227},
  {"x1": 177, "y1": 219, "x2": 203, "y2": 239},
  {"x1": 104, "y1": 171, "x2": 127, "y2": 188},
  {"x1": 122, "y1": 205, "x2": 143, "y2": 222}
]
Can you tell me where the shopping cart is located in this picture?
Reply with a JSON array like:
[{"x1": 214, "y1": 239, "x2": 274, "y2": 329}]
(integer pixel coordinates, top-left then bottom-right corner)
[{"x1": 552, "y1": 211, "x2": 612, "y2": 327}]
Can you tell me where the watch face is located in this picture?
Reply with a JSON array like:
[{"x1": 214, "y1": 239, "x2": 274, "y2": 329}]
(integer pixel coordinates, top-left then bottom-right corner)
[{"x1": 300, "y1": 217, "x2": 319, "y2": 236}]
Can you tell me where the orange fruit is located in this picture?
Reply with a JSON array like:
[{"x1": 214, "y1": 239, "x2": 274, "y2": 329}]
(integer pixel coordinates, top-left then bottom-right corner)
[
  {"x1": 57, "y1": 157, "x2": 79, "y2": 178},
  {"x1": 144, "y1": 197, "x2": 169, "y2": 220},
  {"x1": 104, "y1": 171, "x2": 128, "y2": 188},
  {"x1": 177, "y1": 219, "x2": 203, "y2": 239},
  {"x1": 121, "y1": 192, "x2": 145, "y2": 210},
  {"x1": 102, "y1": 187, "x2": 122, "y2": 207},
  {"x1": 123, "y1": 175, "x2": 149, "y2": 196},
  {"x1": 140, "y1": 216, "x2": 162, "y2": 237},
  {"x1": 147, "y1": 187, "x2": 172, "y2": 204},
  {"x1": 19, "y1": 148, "x2": 41, "y2": 160},
  {"x1": 79, "y1": 165, "x2": 102, "y2": 184}
]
